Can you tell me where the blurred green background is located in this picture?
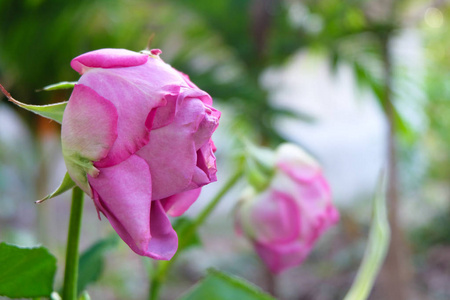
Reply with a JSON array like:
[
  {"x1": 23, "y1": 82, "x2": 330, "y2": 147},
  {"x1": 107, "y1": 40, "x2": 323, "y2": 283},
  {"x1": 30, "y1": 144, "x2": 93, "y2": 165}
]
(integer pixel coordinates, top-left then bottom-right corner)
[{"x1": 1, "y1": 0, "x2": 449, "y2": 299}]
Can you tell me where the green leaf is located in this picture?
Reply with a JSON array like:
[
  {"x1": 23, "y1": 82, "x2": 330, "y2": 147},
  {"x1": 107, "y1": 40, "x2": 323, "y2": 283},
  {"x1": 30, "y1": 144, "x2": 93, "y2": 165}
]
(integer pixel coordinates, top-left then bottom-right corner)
[
  {"x1": 392, "y1": 104, "x2": 416, "y2": 144},
  {"x1": 77, "y1": 235, "x2": 119, "y2": 295},
  {"x1": 36, "y1": 172, "x2": 76, "y2": 203},
  {"x1": 343, "y1": 173, "x2": 391, "y2": 300},
  {"x1": 178, "y1": 269, "x2": 275, "y2": 300},
  {"x1": 0, "y1": 242, "x2": 57, "y2": 298},
  {"x1": 0, "y1": 83, "x2": 67, "y2": 123},
  {"x1": 40, "y1": 81, "x2": 77, "y2": 91},
  {"x1": 173, "y1": 217, "x2": 202, "y2": 251}
]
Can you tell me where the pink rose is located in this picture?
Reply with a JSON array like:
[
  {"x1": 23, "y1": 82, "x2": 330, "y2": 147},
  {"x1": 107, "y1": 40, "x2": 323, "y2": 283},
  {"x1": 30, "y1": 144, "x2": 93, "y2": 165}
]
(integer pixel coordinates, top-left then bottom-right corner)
[
  {"x1": 61, "y1": 48, "x2": 220, "y2": 260},
  {"x1": 235, "y1": 144, "x2": 339, "y2": 273}
]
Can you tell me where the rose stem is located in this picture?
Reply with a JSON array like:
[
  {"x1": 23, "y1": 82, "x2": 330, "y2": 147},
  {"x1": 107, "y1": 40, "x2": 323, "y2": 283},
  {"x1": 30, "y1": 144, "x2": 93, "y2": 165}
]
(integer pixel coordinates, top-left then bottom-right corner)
[
  {"x1": 62, "y1": 187, "x2": 85, "y2": 300},
  {"x1": 149, "y1": 167, "x2": 244, "y2": 300}
]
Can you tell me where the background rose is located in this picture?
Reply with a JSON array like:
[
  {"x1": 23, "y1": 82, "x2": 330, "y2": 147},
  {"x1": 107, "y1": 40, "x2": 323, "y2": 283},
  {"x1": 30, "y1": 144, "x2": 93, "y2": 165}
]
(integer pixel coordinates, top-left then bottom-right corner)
[
  {"x1": 235, "y1": 143, "x2": 339, "y2": 273},
  {"x1": 61, "y1": 48, "x2": 220, "y2": 260}
]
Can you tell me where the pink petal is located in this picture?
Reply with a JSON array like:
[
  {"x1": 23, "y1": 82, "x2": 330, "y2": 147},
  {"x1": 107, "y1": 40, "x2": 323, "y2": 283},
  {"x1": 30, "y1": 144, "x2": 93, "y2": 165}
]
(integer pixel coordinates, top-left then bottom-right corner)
[
  {"x1": 177, "y1": 71, "x2": 199, "y2": 89},
  {"x1": 147, "y1": 200, "x2": 178, "y2": 260},
  {"x1": 62, "y1": 84, "x2": 118, "y2": 160},
  {"x1": 61, "y1": 84, "x2": 118, "y2": 194},
  {"x1": 291, "y1": 173, "x2": 339, "y2": 243},
  {"x1": 136, "y1": 127, "x2": 196, "y2": 200},
  {"x1": 78, "y1": 66, "x2": 174, "y2": 168},
  {"x1": 71, "y1": 49, "x2": 148, "y2": 74},
  {"x1": 136, "y1": 97, "x2": 212, "y2": 200},
  {"x1": 193, "y1": 106, "x2": 220, "y2": 150},
  {"x1": 150, "y1": 85, "x2": 181, "y2": 129},
  {"x1": 254, "y1": 240, "x2": 311, "y2": 274},
  {"x1": 88, "y1": 155, "x2": 152, "y2": 255},
  {"x1": 196, "y1": 140, "x2": 218, "y2": 182},
  {"x1": 250, "y1": 190, "x2": 301, "y2": 244},
  {"x1": 161, "y1": 188, "x2": 202, "y2": 217},
  {"x1": 88, "y1": 154, "x2": 177, "y2": 260},
  {"x1": 179, "y1": 86, "x2": 213, "y2": 106}
]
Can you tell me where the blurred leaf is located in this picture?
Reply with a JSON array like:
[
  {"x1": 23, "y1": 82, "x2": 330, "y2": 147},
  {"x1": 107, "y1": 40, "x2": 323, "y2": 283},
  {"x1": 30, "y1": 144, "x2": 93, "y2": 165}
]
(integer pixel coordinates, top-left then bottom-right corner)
[
  {"x1": 410, "y1": 208, "x2": 450, "y2": 253},
  {"x1": 178, "y1": 269, "x2": 275, "y2": 300},
  {"x1": 343, "y1": 173, "x2": 390, "y2": 300},
  {"x1": 41, "y1": 81, "x2": 77, "y2": 91},
  {"x1": 173, "y1": 217, "x2": 202, "y2": 251},
  {"x1": 77, "y1": 234, "x2": 119, "y2": 295},
  {"x1": 1, "y1": 83, "x2": 67, "y2": 123},
  {"x1": 165, "y1": 0, "x2": 310, "y2": 143},
  {"x1": 392, "y1": 104, "x2": 415, "y2": 143},
  {"x1": 37, "y1": 172, "x2": 75, "y2": 203},
  {"x1": 0, "y1": 242, "x2": 57, "y2": 298},
  {"x1": 271, "y1": 106, "x2": 315, "y2": 123},
  {"x1": 78, "y1": 291, "x2": 91, "y2": 300}
]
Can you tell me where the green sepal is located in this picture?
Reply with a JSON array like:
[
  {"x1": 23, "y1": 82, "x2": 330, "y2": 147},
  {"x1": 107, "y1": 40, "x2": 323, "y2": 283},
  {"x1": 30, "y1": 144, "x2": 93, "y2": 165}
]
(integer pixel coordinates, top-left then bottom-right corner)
[
  {"x1": 63, "y1": 150, "x2": 99, "y2": 194},
  {"x1": 243, "y1": 142, "x2": 276, "y2": 192},
  {"x1": 0, "y1": 82, "x2": 67, "y2": 123},
  {"x1": 10, "y1": 100, "x2": 67, "y2": 124},
  {"x1": 36, "y1": 172, "x2": 76, "y2": 203},
  {"x1": 0, "y1": 242, "x2": 57, "y2": 298},
  {"x1": 245, "y1": 142, "x2": 275, "y2": 172},
  {"x1": 40, "y1": 81, "x2": 77, "y2": 91}
]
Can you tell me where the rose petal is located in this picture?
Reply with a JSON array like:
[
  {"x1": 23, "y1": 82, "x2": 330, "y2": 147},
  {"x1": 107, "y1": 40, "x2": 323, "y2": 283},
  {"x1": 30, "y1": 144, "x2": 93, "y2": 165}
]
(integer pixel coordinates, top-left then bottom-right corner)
[
  {"x1": 250, "y1": 190, "x2": 301, "y2": 244},
  {"x1": 88, "y1": 155, "x2": 154, "y2": 257},
  {"x1": 177, "y1": 71, "x2": 199, "y2": 89},
  {"x1": 88, "y1": 155, "x2": 151, "y2": 251},
  {"x1": 196, "y1": 141, "x2": 218, "y2": 181},
  {"x1": 71, "y1": 49, "x2": 148, "y2": 74},
  {"x1": 137, "y1": 98, "x2": 210, "y2": 200},
  {"x1": 78, "y1": 67, "x2": 171, "y2": 168},
  {"x1": 193, "y1": 106, "x2": 220, "y2": 150},
  {"x1": 253, "y1": 241, "x2": 311, "y2": 274},
  {"x1": 150, "y1": 85, "x2": 181, "y2": 129},
  {"x1": 146, "y1": 200, "x2": 178, "y2": 260},
  {"x1": 61, "y1": 84, "x2": 118, "y2": 194},
  {"x1": 161, "y1": 188, "x2": 202, "y2": 217}
]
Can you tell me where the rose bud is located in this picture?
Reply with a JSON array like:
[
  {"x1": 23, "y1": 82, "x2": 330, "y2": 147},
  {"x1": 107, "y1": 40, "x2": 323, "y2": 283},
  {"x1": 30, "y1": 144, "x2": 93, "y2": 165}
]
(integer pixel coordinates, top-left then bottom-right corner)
[
  {"x1": 235, "y1": 143, "x2": 339, "y2": 273},
  {"x1": 61, "y1": 48, "x2": 220, "y2": 260}
]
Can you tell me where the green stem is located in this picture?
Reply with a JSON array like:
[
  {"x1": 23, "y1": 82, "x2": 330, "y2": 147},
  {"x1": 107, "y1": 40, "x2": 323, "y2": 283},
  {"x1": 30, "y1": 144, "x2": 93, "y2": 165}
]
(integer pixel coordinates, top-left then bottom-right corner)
[
  {"x1": 193, "y1": 168, "x2": 243, "y2": 230},
  {"x1": 149, "y1": 168, "x2": 244, "y2": 300},
  {"x1": 343, "y1": 174, "x2": 390, "y2": 300},
  {"x1": 62, "y1": 187, "x2": 85, "y2": 300}
]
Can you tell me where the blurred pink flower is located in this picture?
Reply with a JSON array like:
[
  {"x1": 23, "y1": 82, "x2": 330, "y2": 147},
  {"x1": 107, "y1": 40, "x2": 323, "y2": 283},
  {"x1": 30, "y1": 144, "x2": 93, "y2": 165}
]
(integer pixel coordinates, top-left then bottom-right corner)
[
  {"x1": 235, "y1": 144, "x2": 339, "y2": 273},
  {"x1": 61, "y1": 48, "x2": 220, "y2": 260}
]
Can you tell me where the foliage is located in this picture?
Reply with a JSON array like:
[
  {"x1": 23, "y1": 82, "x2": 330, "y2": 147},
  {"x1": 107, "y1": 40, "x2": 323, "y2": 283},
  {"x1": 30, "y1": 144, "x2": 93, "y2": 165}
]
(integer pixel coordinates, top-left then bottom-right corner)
[
  {"x1": 1, "y1": 0, "x2": 449, "y2": 299},
  {"x1": 410, "y1": 208, "x2": 450, "y2": 254},
  {"x1": 423, "y1": 4, "x2": 450, "y2": 180},
  {"x1": 77, "y1": 235, "x2": 119, "y2": 295},
  {"x1": 0, "y1": 242, "x2": 57, "y2": 298},
  {"x1": 179, "y1": 269, "x2": 275, "y2": 300}
]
